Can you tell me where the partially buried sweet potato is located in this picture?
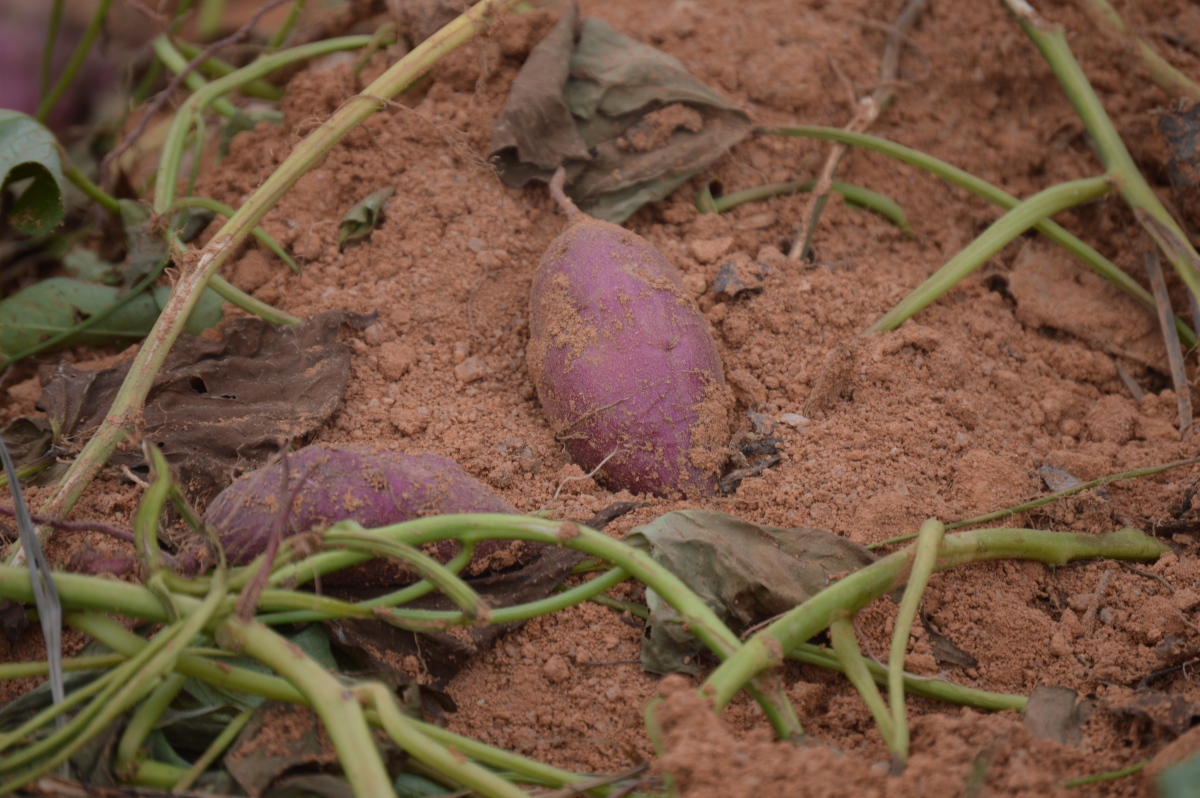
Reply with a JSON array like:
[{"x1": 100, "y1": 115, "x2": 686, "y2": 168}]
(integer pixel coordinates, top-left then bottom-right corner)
[
  {"x1": 528, "y1": 175, "x2": 731, "y2": 498},
  {"x1": 203, "y1": 446, "x2": 534, "y2": 581}
]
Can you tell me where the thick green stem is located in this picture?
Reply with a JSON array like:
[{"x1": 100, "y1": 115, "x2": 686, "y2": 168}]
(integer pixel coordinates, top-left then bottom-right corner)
[
  {"x1": 867, "y1": 176, "x2": 1113, "y2": 333},
  {"x1": 114, "y1": 672, "x2": 188, "y2": 781},
  {"x1": 829, "y1": 612, "x2": 894, "y2": 746},
  {"x1": 361, "y1": 684, "x2": 533, "y2": 798},
  {"x1": 25, "y1": 2, "x2": 518, "y2": 551},
  {"x1": 1005, "y1": 3, "x2": 1200, "y2": 300},
  {"x1": 762, "y1": 126, "x2": 1197, "y2": 348},
  {"x1": 887, "y1": 519, "x2": 943, "y2": 768},
  {"x1": 36, "y1": 0, "x2": 113, "y2": 122},
  {"x1": 59, "y1": 614, "x2": 595, "y2": 793},
  {"x1": 702, "y1": 526, "x2": 1167, "y2": 712},
  {"x1": 0, "y1": 569, "x2": 225, "y2": 794},
  {"x1": 218, "y1": 618, "x2": 394, "y2": 798},
  {"x1": 70, "y1": 612, "x2": 306, "y2": 704}
]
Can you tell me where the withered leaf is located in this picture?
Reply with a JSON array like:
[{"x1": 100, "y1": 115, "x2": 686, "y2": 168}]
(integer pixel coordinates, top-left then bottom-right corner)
[
  {"x1": 325, "y1": 545, "x2": 583, "y2": 689},
  {"x1": 625, "y1": 510, "x2": 877, "y2": 675},
  {"x1": 37, "y1": 311, "x2": 372, "y2": 502},
  {"x1": 226, "y1": 703, "x2": 339, "y2": 796},
  {"x1": 339, "y1": 187, "x2": 395, "y2": 250},
  {"x1": 490, "y1": 3, "x2": 750, "y2": 223},
  {"x1": 1023, "y1": 685, "x2": 1094, "y2": 746},
  {"x1": 1109, "y1": 691, "x2": 1200, "y2": 738},
  {"x1": 488, "y1": 1, "x2": 589, "y2": 185},
  {"x1": 1158, "y1": 100, "x2": 1200, "y2": 228}
]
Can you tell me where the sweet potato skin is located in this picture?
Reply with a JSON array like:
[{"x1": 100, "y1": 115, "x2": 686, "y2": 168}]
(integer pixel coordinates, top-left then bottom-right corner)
[
  {"x1": 528, "y1": 218, "x2": 730, "y2": 498},
  {"x1": 204, "y1": 446, "x2": 523, "y2": 573}
]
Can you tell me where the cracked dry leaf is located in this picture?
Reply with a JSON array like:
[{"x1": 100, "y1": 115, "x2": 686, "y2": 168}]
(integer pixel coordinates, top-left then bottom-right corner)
[
  {"x1": 37, "y1": 310, "x2": 372, "y2": 502},
  {"x1": 626, "y1": 509, "x2": 877, "y2": 675},
  {"x1": 490, "y1": 2, "x2": 750, "y2": 223}
]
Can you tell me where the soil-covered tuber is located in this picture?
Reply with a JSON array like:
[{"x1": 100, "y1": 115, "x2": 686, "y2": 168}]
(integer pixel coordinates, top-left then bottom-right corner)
[{"x1": 528, "y1": 173, "x2": 731, "y2": 498}]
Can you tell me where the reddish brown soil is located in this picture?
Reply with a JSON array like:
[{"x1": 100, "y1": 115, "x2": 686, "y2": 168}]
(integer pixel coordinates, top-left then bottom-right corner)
[{"x1": 4, "y1": 0, "x2": 1200, "y2": 795}]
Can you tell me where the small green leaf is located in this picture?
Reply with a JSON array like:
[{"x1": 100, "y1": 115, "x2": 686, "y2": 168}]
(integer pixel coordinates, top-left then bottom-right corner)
[
  {"x1": 0, "y1": 277, "x2": 222, "y2": 360},
  {"x1": 339, "y1": 187, "x2": 395, "y2": 250},
  {"x1": 0, "y1": 111, "x2": 66, "y2": 236}
]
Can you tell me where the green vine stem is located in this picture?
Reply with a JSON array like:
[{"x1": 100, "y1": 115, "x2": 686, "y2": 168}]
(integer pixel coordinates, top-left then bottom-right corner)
[
  {"x1": 1004, "y1": 0, "x2": 1200, "y2": 301},
  {"x1": 867, "y1": 176, "x2": 1113, "y2": 333},
  {"x1": 696, "y1": 179, "x2": 912, "y2": 235},
  {"x1": 18, "y1": 1, "x2": 522, "y2": 560},
  {"x1": 62, "y1": 613, "x2": 610, "y2": 795},
  {"x1": 702, "y1": 526, "x2": 1167, "y2": 714},
  {"x1": 114, "y1": 672, "x2": 188, "y2": 782},
  {"x1": 267, "y1": 0, "x2": 307, "y2": 49},
  {"x1": 268, "y1": 516, "x2": 802, "y2": 736},
  {"x1": 323, "y1": 530, "x2": 489, "y2": 621},
  {"x1": 36, "y1": 0, "x2": 113, "y2": 123},
  {"x1": 63, "y1": 165, "x2": 120, "y2": 214},
  {"x1": 358, "y1": 683, "x2": 534, "y2": 798},
  {"x1": 174, "y1": 40, "x2": 285, "y2": 101},
  {"x1": 887, "y1": 518, "x2": 943, "y2": 769},
  {"x1": 787, "y1": 643, "x2": 1026, "y2": 712},
  {"x1": 172, "y1": 706, "x2": 253, "y2": 792},
  {"x1": 762, "y1": 126, "x2": 1198, "y2": 348},
  {"x1": 217, "y1": 618, "x2": 399, "y2": 798},
  {"x1": 829, "y1": 612, "x2": 894, "y2": 746},
  {"x1": 1077, "y1": 0, "x2": 1200, "y2": 101},
  {"x1": 39, "y1": 0, "x2": 65, "y2": 99},
  {"x1": 150, "y1": 36, "x2": 242, "y2": 120},
  {"x1": 170, "y1": 196, "x2": 299, "y2": 273},
  {"x1": 870, "y1": 454, "x2": 1200, "y2": 549},
  {"x1": 0, "y1": 569, "x2": 223, "y2": 793}
]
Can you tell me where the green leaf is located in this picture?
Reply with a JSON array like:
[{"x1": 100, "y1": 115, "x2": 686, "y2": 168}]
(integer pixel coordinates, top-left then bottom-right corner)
[
  {"x1": 0, "y1": 277, "x2": 222, "y2": 360},
  {"x1": 626, "y1": 510, "x2": 878, "y2": 675},
  {"x1": 63, "y1": 249, "x2": 123, "y2": 285},
  {"x1": 1159, "y1": 753, "x2": 1200, "y2": 798},
  {"x1": 339, "y1": 187, "x2": 395, "y2": 250},
  {"x1": 0, "y1": 111, "x2": 66, "y2": 235}
]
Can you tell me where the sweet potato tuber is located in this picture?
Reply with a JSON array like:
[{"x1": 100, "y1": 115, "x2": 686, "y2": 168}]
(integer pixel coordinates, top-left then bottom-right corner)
[
  {"x1": 203, "y1": 446, "x2": 530, "y2": 577},
  {"x1": 528, "y1": 175, "x2": 731, "y2": 498}
]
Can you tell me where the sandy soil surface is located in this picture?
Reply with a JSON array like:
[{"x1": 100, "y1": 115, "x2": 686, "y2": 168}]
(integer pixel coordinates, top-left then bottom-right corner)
[{"x1": 4, "y1": 0, "x2": 1200, "y2": 795}]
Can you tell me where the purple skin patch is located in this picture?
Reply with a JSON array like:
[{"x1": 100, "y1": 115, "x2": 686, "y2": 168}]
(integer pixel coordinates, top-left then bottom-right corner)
[
  {"x1": 530, "y1": 219, "x2": 726, "y2": 498},
  {"x1": 205, "y1": 447, "x2": 519, "y2": 569}
]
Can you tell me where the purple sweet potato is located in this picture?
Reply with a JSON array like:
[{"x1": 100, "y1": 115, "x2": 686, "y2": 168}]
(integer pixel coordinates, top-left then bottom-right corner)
[
  {"x1": 203, "y1": 446, "x2": 530, "y2": 578},
  {"x1": 528, "y1": 208, "x2": 731, "y2": 498}
]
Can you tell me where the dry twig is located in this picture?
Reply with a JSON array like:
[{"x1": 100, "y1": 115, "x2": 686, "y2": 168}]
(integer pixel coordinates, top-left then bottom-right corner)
[{"x1": 789, "y1": 0, "x2": 928, "y2": 260}]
